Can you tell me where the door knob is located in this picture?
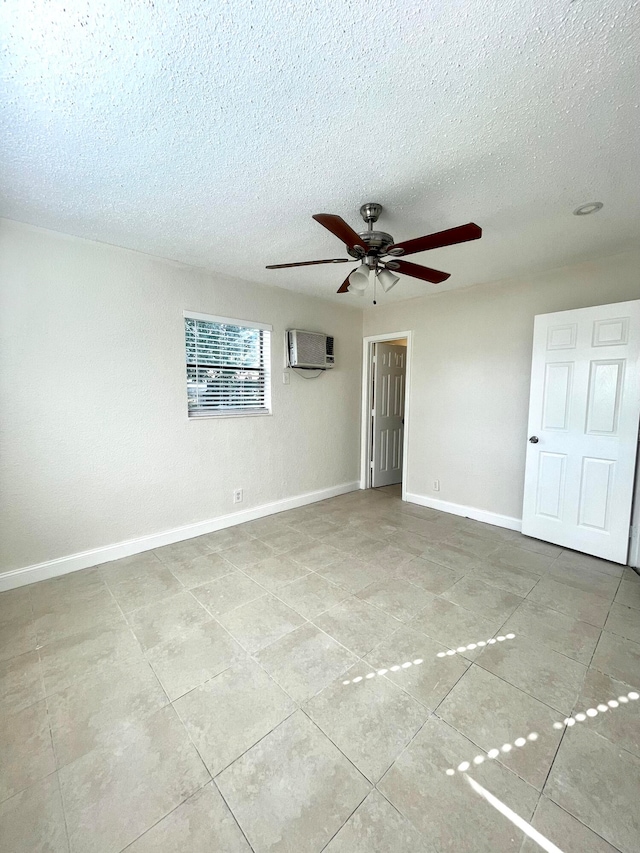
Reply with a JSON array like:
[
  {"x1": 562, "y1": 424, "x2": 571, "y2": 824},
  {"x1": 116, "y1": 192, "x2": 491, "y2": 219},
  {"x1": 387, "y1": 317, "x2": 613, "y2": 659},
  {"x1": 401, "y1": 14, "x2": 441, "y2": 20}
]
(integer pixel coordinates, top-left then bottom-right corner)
[{"x1": 529, "y1": 436, "x2": 539, "y2": 444}]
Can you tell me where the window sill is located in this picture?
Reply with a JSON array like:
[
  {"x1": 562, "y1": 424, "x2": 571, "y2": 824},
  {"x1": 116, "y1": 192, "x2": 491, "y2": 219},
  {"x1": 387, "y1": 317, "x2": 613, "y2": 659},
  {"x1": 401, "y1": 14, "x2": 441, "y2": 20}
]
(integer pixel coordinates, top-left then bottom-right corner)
[{"x1": 187, "y1": 410, "x2": 272, "y2": 420}]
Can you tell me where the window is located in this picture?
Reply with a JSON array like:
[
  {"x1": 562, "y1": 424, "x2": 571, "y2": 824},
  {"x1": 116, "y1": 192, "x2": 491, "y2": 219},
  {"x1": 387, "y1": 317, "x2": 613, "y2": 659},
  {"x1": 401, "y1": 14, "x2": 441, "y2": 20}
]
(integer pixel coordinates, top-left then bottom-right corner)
[{"x1": 184, "y1": 311, "x2": 272, "y2": 418}]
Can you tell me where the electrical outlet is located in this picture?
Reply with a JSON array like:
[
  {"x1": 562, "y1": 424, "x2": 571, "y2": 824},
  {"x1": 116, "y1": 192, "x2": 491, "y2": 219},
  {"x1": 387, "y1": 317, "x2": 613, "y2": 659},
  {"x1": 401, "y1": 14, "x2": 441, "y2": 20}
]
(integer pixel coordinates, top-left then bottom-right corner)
[
  {"x1": 233, "y1": 489, "x2": 243, "y2": 503},
  {"x1": 433, "y1": 479, "x2": 440, "y2": 492}
]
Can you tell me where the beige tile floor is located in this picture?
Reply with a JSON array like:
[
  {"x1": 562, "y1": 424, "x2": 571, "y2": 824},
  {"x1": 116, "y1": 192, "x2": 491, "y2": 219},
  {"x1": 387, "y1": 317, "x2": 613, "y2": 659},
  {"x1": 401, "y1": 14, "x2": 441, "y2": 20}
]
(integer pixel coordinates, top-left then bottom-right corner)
[{"x1": 1, "y1": 487, "x2": 640, "y2": 852}]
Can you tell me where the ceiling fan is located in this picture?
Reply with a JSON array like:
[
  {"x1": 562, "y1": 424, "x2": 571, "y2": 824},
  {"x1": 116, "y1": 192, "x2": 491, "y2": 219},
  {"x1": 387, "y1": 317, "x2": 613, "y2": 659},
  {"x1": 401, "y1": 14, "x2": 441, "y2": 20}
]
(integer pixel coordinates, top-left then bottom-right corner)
[{"x1": 266, "y1": 203, "x2": 482, "y2": 298}]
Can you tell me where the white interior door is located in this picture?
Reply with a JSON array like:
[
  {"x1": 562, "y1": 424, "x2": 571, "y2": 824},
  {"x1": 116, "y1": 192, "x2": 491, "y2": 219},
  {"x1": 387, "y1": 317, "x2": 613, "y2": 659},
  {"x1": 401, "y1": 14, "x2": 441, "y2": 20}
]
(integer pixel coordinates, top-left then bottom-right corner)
[
  {"x1": 371, "y1": 343, "x2": 406, "y2": 487},
  {"x1": 522, "y1": 299, "x2": 640, "y2": 563}
]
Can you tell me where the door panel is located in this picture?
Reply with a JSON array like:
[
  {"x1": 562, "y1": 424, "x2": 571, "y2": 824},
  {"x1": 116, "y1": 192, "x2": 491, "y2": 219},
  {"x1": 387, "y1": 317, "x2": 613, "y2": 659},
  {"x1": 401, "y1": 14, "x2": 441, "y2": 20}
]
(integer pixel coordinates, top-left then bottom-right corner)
[
  {"x1": 578, "y1": 458, "x2": 614, "y2": 530},
  {"x1": 522, "y1": 300, "x2": 640, "y2": 563},
  {"x1": 547, "y1": 323, "x2": 577, "y2": 350},
  {"x1": 585, "y1": 361, "x2": 623, "y2": 434},
  {"x1": 592, "y1": 317, "x2": 629, "y2": 346},
  {"x1": 542, "y1": 363, "x2": 573, "y2": 430},
  {"x1": 535, "y1": 452, "x2": 567, "y2": 519},
  {"x1": 379, "y1": 429, "x2": 388, "y2": 471},
  {"x1": 372, "y1": 343, "x2": 406, "y2": 487}
]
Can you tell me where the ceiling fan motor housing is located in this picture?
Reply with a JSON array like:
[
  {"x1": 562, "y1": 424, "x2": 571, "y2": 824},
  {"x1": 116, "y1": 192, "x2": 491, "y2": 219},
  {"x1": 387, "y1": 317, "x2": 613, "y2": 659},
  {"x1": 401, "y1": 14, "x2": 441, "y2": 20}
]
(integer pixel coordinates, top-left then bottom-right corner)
[
  {"x1": 347, "y1": 202, "x2": 396, "y2": 259},
  {"x1": 347, "y1": 230, "x2": 395, "y2": 259}
]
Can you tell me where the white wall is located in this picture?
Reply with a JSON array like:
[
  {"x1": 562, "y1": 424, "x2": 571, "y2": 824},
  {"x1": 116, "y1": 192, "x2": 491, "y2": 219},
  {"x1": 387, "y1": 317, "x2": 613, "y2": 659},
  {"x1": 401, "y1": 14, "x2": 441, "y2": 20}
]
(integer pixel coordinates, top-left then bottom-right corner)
[
  {"x1": 2, "y1": 221, "x2": 638, "y2": 582},
  {"x1": 0, "y1": 220, "x2": 363, "y2": 578},
  {"x1": 364, "y1": 250, "x2": 640, "y2": 523}
]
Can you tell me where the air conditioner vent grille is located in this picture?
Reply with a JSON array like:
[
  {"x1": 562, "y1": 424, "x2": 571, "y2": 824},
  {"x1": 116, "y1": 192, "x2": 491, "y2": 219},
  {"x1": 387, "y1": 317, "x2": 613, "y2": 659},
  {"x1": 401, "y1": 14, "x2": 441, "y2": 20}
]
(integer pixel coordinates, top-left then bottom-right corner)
[{"x1": 298, "y1": 333, "x2": 325, "y2": 364}]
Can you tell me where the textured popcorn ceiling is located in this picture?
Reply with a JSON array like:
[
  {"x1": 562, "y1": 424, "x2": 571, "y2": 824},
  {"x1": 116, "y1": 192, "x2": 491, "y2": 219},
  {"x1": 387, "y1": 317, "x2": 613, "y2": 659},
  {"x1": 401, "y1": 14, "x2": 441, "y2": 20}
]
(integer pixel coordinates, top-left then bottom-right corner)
[{"x1": 1, "y1": 0, "x2": 639, "y2": 303}]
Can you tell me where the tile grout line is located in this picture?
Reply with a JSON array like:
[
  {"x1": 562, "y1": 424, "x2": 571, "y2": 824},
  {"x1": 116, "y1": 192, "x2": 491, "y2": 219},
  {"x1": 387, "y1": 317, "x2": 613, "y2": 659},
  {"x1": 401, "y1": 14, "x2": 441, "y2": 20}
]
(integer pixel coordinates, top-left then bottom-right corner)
[
  {"x1": 466, "y1": 654, "x2": 582, "y2": 718},
  {"x1": 520, "y1": 568, "x2": 614, "y2": 630},
  {"x1": 0, "y1": 766, "x2": 62, "y2": 810},
  {"x1": 471, "y1": 599, "x2": 592, "y2": 711},
  {"x1": 30, "y1": 577, "x2": 79, "y2": 853},
  {"x1": 182, "y1": 595, "x2": 441, "y2": 843},
  {"x1": 105, "y1": 551, "x2": 261, "y2": 853},
  {"x1": 427, "y1": 589, "x2": 587, "y2": 798},
  {"x1": 429, "y1": 702, "x2": 548, "y2": 803},
  {"x1": 53, "y1": 769, "x2": 73, "y2": 853},
  {"x1": 315, "y1": 781, "x2": 370, "y2": 852},
  {"x1": 430, "y1": 673, "x2": 553, "y2": 795},
  {"x1": 531, "y1": 793, "x2": 627, "y2": 853},
  {"x1": 101, "y1": 575, "x2": 176, "y2": 707},
  {"x1": 584, "y1": 570, "x2": 625, "y2": 672},
  {"x1": 212, "y1": 779, "x2": 258, "y2": 853},
  {"x1": 491, "y1": 550, "x2": 633, "y2": 844},
  {"x1": 164, "y1": 691, "x2": 264, "y2": 852},
  {"x1": 492, "y1": 564, "x2": 629, "y2": 668},
  {"x1": 298, "y1": 705, "x2": 377, "y2": 787}
]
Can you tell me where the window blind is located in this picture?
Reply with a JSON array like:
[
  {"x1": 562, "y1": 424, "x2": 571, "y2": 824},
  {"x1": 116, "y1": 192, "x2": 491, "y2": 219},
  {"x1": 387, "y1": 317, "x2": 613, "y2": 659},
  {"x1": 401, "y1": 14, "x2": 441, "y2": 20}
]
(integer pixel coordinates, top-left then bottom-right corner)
[{"x1": 184, "y1": 313, "x2": 272, "y2": 417}]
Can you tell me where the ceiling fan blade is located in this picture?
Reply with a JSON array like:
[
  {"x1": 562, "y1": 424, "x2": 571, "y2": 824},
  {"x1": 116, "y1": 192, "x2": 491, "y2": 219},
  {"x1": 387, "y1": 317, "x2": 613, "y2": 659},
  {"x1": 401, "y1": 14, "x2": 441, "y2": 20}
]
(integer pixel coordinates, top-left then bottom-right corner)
[
  {"x1": 266, "y1": 258, "x2": 350, "y2": 269},
  {"x1": 337, "y1": 272, "x2": 353, "y2": 293},
  {"x1": 313, "y1": 214, "x2": 368, "y2": 250},
  {"x1": 394, "y1": 259, "x2": 451, "y2": 284},
  {"x1": 389, "y1": 223, "x2": 482, "y2": 256}
]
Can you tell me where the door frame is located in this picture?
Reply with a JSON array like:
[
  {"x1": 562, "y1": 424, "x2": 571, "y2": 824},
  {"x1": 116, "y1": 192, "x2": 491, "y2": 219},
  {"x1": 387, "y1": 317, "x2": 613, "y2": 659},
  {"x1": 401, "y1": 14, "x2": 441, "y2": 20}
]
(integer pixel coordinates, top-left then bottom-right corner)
[
  {"x1": 360, "y1": 331, "x2": 413, "y2": 498},
  {"x1": 631, "y1": 450, "x2": 640, "y2": 568}
]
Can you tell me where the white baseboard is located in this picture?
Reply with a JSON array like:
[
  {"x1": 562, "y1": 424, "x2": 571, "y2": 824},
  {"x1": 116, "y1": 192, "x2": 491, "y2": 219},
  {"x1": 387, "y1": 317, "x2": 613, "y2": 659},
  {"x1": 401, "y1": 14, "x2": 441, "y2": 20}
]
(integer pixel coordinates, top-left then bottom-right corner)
[
  {"x1": 404, "y1": 492, "x2": 522, "y2": 533},
  {"x1": 0, "y1": 481, "x2": 360, "y2": 592}
]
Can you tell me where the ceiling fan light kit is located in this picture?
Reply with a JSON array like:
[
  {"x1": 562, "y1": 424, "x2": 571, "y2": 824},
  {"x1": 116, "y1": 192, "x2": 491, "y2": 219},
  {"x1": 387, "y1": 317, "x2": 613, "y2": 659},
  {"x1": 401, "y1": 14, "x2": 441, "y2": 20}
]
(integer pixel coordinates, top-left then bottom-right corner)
[
  {"x1": 347, "y1": 284, "x2": 367, "y2": 296},
  {"x1": 377, "y1": 268, "x2": 399, "y2": 292},
  {"x1": 267, "y1": 203, "x2": 482, "y2": 301},
  {"x1": 347, "y1": 264, "x2": 370, "y2": 293}
]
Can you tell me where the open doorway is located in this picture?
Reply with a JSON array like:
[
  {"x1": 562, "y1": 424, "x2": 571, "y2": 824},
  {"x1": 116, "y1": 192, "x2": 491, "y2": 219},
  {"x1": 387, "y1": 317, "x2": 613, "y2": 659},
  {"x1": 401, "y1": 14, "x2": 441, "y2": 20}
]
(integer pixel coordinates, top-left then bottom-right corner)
[{"x1": 360, "y1": 331, "x2": 412, "y2": 500}]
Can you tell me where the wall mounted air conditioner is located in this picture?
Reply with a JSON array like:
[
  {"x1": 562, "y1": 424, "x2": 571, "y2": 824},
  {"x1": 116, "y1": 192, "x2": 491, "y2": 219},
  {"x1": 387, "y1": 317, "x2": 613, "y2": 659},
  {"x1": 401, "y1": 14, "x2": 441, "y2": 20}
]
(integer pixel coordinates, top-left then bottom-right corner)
[{"x1": 287, "y1": 330, "x2": 335, "y2": 369}]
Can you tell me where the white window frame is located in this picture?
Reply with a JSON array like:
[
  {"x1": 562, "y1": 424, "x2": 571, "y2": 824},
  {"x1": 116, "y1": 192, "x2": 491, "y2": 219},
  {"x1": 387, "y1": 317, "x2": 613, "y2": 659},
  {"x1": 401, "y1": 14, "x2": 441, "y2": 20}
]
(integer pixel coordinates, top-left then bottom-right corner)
[{"x1": 183, "y1": 310, "x2": 273, "y2": 419}]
